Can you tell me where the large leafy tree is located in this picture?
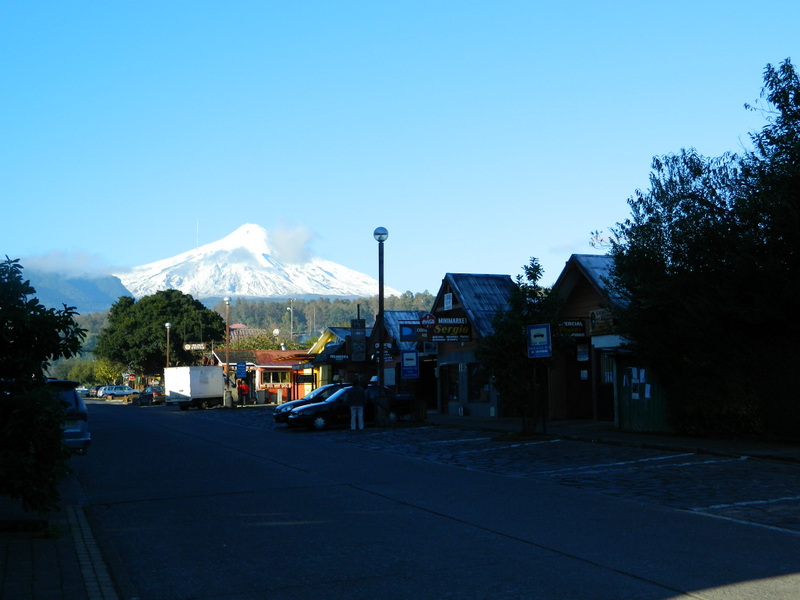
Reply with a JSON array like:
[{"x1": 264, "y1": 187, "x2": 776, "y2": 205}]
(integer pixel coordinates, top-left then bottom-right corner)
[
  {"x1": 94, "y1": 290, "x2": 225, "y2": 375},
  {"x1": 608, "y1": 59, "x2": 800, "y2": 437},
  {"x1": 476, "y1": 259, "x2": 564, "y2": 434},
  {"x1": 0, "y1": 257, "x2": 85, "y2": 511}
]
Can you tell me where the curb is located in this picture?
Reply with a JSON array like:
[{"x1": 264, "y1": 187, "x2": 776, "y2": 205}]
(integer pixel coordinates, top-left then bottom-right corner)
[{"x1": 67, "y1": 506, "x2": 120, "y2": 600}]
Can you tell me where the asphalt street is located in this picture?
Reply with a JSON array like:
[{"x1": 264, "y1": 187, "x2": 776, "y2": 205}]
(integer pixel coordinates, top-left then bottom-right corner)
[
  {"x1": 61, "y1": 402, "x2": 800, "y2": 599},
  {"x1": 207, "y1": 406, "x2": 800, "y2": 535}
]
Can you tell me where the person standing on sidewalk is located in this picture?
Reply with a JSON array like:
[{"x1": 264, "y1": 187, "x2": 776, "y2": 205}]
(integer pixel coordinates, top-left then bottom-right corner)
[
  {"x1": 236, "y1": 380, "x2": 249, "y2": 406},
  {"x1": 349, "y1": 377, "x2": 366, "y2": 431}
]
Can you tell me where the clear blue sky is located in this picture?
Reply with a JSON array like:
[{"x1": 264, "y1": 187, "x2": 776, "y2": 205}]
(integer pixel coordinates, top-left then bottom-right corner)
[{"x1": 2, "y1": 1, "x2": 796, "y2": 294}]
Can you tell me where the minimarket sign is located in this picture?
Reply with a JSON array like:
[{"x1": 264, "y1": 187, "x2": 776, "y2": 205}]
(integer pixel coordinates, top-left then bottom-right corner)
[{"x1": 400, "y1": 314, "x2": 472, "y2": 343}]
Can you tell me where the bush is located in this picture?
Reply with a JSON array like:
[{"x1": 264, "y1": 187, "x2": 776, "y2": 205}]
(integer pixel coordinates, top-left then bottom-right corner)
[{"x1": 0, "y1": 387, "x2": 71, "y2": 512}]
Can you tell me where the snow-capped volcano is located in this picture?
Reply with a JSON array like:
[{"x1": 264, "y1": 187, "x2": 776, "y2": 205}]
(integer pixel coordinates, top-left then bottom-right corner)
[{"x1": 116, "y1": 224, "x2": 400, "y2": 300}]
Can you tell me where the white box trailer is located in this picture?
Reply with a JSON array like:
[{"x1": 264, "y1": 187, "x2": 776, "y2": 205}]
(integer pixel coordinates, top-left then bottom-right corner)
[{"x1": 164, "y1": 366, "x2": 225, "y2": 411}]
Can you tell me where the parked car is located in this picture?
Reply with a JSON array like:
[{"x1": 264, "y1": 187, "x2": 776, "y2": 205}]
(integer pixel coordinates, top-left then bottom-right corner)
[
  {"x1": 287, "y1": 386, "x2": 410, "y2": 430},
  {"x1": 134, "y1": 386, "x2": 165, "y2": 406},
  {"x1": 76, "y1": 385, "x2": 89, "y2": 397},
  {"x1": 88, "y1": 385, "x2": 104, "y2": 398},
  {"x1": 100, "y1": 385, "x2": 137, "y2": 399},
  {"x1": 272, "y1": 383, "x2": 352, "y2": 424},
  {"x1": 46, "y1": 379, "x2": 91, "y2": 455}
]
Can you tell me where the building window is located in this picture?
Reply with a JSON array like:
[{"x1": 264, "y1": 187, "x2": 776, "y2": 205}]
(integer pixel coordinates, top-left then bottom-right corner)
[
  {"x1": 577, "y1": 344, "x2": 589, "y2": 362},
  {"x1": 263, "y1": 371, "x2": 290, "y2": 385}
]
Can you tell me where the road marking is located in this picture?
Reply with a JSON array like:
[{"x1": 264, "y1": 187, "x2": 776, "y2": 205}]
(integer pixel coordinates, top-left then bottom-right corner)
[
  {"x1": 536, "y1": 452, "x2": 696, "y2": 475},
  {"x1": 700, "y1": 495, "x2": 800, "y2": 511},
  {"x1": 454, "y1": 439, "x2": 563, "y2": 455},
  {"x1": 421, "y1": 436, "x2": 494, "y2": 445},
  {"x1": 639, "y1": 456, "x2": 747, "y2": 470}
]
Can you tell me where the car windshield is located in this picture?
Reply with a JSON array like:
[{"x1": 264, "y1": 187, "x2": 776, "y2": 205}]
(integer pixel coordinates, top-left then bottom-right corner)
[
  {"x1": 305, "y1": 387, "x2": 327, "y2": 400},
  {"x1": 304, "y1": 385, "x2": 341, "y2": 401},
  {"x1": 319, "y1": 388, "x2": 349, "y2": 404}
]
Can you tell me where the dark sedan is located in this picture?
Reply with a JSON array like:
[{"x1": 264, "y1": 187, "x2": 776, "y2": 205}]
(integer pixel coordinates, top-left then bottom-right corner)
[
  {"x1": 272, "y1": 383, "x2": 351, "y2": 424},
  {"x1": 134, "y1": 386, "x2": 165, "y2": 406},
  {"x1": 287, "y1": 386, "x2": 409, "y2": 430}
]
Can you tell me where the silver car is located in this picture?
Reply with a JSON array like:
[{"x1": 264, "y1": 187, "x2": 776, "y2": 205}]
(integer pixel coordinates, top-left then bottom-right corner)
[
  {"x1": 47, "y1": 379, "x2": 91, "y2": 455},
  {"x1": 99, "y1": 384, "x2": 137, "y2": 399}
]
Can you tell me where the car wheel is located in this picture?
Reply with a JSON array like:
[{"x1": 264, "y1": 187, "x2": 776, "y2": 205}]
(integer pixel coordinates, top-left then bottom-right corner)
[
  {"x1": 388, "y1": 411, "x2": 399, "y2": 423},
  {"x1": 198, "y1": 399, "x2": 209, "y2": 410},
  {"x1": 311, "y1": 415, "x2": 328, "y2": 430}
]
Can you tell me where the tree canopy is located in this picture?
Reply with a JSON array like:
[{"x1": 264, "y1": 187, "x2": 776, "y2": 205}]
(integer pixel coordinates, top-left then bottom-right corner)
[
  {"x1": 94, "y1": 289, "x2": 225, "y2": 376},
  {"x1": 608, "y1": 59, "x2": 800, "y2": 437}
]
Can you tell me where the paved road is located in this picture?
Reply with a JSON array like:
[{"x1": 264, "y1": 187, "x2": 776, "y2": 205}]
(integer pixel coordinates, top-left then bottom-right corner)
[
  {"x1": 203, "y1": 406, "x2": 800, "y2": 535},
  {"x1": 72, "y1": 403, "x2": 800, "y2": 600}
]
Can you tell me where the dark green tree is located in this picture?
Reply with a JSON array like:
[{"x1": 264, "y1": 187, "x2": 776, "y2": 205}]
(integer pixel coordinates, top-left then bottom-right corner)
[
  {"x1": 608, "y1": 59, "x2": 800, "y2": 437},
  {"x1": 476, "y1": 259, "x2": 564, "y2": 434},
  {"x1": 94, "y1": 290, "x2": 225, "y2": 375},
  {"x1": 0, "y1": 257, "x2": 86, "y2": 512}
]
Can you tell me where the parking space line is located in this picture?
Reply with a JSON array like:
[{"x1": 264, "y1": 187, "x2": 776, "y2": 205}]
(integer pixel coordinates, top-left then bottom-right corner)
[
  {"x1": 454, "y1": 439, "x2": 563, "y2": 455},
  {"x1": 641, "y1": 456, "x2": 747, "y2": 470},
  {"x1": 700, "y1": 495, "x2": 800, "y2": 511},
  {"x1": 421, "y1": 436, "x2": 493, "y2": 445},
  {"x1": 536, "y1": 452, "x2": 696, "y2": 475}
]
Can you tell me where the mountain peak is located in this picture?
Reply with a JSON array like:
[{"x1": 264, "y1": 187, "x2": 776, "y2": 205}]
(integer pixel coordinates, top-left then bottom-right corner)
[
  {"x1": 214, "y1": 223, "x2": 272, "y2": 256},
  {"x1": 115, "y1": 223, "x2": 400, "y2": 300}
]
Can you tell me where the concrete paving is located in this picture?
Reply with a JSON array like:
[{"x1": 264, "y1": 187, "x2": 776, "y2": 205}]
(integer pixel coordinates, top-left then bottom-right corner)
[{"x1": 2, "y1": 407, "x2": 798, "y2": 599}]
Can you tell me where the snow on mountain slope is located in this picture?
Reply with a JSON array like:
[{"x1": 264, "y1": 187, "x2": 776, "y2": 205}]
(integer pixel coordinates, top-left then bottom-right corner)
[{"x1": 115, "y1": 224, "x2": 400, "y2": 300}]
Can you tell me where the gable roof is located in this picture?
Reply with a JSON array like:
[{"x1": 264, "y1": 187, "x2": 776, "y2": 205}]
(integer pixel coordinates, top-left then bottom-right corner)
[
  {"x1": 552, "y1": 254, "x2": 618, "y2": 305},
  {"x1": 434, "y1": 273, "x2": 515, "y2": 338}
]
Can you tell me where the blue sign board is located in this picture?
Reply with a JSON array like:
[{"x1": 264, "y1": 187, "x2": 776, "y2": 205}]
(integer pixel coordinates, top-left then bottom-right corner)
[
  {"x1": 235, "y1": 362, "x2": 248, "y2": 379},
  {"x1": 401, "y1": 350, "x2": 420, "y2": 379},
  {"x1": 527, "y1": 324, "x2": 552, "y2": 358}
]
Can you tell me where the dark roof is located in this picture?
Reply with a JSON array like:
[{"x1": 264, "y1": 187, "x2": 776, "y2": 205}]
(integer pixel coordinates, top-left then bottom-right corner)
[
  {"x1": 212, "y1": 349, "x2": 305, "y2": 368},
  {"x1": 214, "y1": 350, "x2": 257, "y2": 365},
  {"x1": 382, "y1": 310, "x2": 429, "y2": 350},
  {"x1": 252, "y1": 350, "x2": 306, "y2": 368},
  {"x1": 553, "y1": 254, "x2": 619, "y2": 305},
  {"x1": 437, "y1": 273, "x2": 515, "y2": 338},
  {"x1": 326, "y1": 327, "x2": 353, "y2": 343}
]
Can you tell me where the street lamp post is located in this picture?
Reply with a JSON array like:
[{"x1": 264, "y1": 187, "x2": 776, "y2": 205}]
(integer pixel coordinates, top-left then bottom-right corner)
[
  {"x1": 373, "y1": 227, "x2": 388, "y2": 424},
  {"x1": 224, "y1": 297, "x2": 231, "y2": 388},
  {"x1": 165, "y1": 322, "x2": 171, "y2": 368},
  {"x1": 287, "y1": 305, "x2": 293, "y2": 343}
]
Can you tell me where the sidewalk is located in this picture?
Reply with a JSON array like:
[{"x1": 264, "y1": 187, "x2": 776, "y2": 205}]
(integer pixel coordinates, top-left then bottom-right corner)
[
  {"x1": 2, "y1": 413, "x2": 798, "y2": 600},
  {"x1": 424, "y1": 414, "x2": 800, "y2": 464},
  {"x1": 0, "y1": 472, "x2": 118, "y2": 600}
]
